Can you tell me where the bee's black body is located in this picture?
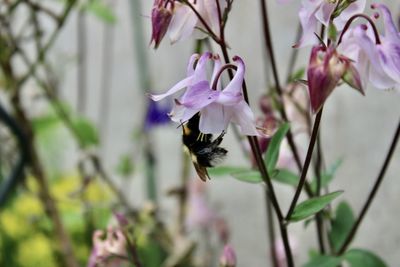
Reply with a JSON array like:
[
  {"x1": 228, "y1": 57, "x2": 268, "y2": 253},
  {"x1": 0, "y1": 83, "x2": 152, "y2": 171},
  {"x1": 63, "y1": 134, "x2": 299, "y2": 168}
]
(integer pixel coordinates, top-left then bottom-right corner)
[{"x1": 182, "y1": 113, "x2": 227, "y2": 181}]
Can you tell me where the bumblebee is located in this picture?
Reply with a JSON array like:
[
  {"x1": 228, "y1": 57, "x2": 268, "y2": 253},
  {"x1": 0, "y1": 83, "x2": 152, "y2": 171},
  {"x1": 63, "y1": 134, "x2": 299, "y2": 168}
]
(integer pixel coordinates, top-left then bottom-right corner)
[{"x1": 182, "y1": 113, "x2": 227, "y2": 181}]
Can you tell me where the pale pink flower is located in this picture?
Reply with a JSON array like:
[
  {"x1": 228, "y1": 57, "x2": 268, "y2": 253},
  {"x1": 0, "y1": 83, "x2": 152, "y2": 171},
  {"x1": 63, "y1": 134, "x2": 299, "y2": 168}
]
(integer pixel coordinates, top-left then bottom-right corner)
[
  {"x1": 339, "y1": 3, "x2": 400, "y2": 91},
  {"x1": 295, "y1": 0, "x2": 366, "y2": 48},
  {"x1": 150, "y1": 52, "x2": 260, "y2": 136},
  {"x1": 87, "y1": 227, "x2": 127, "y2": 267},
  {"x1": 219, "y1": 244, "x2": 237, "y2": 267},
  {"x1": 185, "y1": 179, "x2": 216, "y2": 230}
]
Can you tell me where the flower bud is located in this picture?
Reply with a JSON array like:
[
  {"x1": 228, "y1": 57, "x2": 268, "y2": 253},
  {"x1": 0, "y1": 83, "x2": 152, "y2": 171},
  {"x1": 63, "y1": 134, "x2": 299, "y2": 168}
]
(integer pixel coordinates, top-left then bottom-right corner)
[
  {"x1": 307, "y1": 45, "x2": 346, "y2": 113},
  {"x1": 151, "y1": 0, "x2": 173, "y2": 49},
  {"x1": 219, "y1": 244, "x2": 237, "y2": 267}
]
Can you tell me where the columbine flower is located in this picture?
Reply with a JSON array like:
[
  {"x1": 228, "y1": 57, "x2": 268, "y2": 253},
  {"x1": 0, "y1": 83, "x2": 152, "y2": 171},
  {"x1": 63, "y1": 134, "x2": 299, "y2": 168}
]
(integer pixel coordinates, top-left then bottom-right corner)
[
  {"x1": 295, "y1": 0, "x2": 366, "y2": 48},
  {"x1": 307, "y1": 44, "x2": 363, "y2": 113},
  {"x1": 339, "y1": 3, "x2": 400, "y2": 91},
  {"x1": 150, "y1": 52, "x2": 259, "y2": 136},
  {"x1": 219, "y1": 244, "x2": 237, "y2": 267},
  {"x1": 151, "y1": 0, "x2": 226, "y2": 46}
]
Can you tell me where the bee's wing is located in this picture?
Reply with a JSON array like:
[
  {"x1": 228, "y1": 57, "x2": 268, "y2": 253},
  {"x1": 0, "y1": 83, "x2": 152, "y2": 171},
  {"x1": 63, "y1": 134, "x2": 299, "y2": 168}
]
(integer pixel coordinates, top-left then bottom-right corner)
[{"x1": 193, "y1": 161, "x2": 210, "y2": 182}]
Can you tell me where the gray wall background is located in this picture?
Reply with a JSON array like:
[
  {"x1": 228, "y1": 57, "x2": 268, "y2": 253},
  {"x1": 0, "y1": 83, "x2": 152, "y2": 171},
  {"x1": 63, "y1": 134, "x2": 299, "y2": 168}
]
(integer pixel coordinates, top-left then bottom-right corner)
[{"x1": 46, "y1": 0, "x2": 400, "y2": 266}]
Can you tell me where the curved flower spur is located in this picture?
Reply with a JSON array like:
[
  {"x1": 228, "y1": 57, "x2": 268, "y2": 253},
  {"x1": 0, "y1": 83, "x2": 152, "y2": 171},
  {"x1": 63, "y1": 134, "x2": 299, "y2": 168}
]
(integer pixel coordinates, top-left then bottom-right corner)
[{"x1": 149, "y1": 52, "x2": 261, "y2": 181}]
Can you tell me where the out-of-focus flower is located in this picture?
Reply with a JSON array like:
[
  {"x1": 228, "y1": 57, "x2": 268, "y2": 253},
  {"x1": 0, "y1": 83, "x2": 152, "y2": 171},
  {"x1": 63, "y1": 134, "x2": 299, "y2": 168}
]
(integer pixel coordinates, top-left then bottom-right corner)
[
  {"x1": 274, "y1": 236, "x2": 298, "y2": 267},
  {"x1": 150, "y1": 52, "x2": 260, "y2": 136},
  {"x1": 219, "y1": 244, "x2": 237, "y2": 267},
  {"x1": 185, "y1": 179, "x2": 216, "y2": 230},
  {"x1": 295, "y1": 0, "x2": 366, "y2": 48},
  {"x1": 151, "y1": 0, "x2": 174, "y2": 48},
  {"x1": 87, "y1": 227, "x2": 127, "y2": 267},
  {"x1": 339, "y1": 3, "x2": 400, "y2": 91},
  {"x1": 144, "y1": 100, "x2": 171, "y2": 131},
  {"x1": 215, "y1": 217, "x2": 230, "y2": 244},
  {"x1": 307, "y1": 44, "x2": 363, "y2": 113}
]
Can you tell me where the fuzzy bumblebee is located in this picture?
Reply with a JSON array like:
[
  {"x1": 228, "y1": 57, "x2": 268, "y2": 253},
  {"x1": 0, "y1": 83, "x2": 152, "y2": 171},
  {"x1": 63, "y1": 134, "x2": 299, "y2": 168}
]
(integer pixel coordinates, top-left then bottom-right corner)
[{"x1": 182, "y1": 113, "x2": 227, "y2": 181}]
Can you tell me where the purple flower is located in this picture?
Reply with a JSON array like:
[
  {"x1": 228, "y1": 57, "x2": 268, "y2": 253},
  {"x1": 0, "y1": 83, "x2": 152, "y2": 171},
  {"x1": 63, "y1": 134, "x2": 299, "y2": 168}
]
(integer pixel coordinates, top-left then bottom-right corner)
[
  {"x1": 307, "y1": 45, "x2": 363, "y2": 113},
  {"x1": 144, "y1": 100, "x2": 171, "y2": 131},
  {"x1": 150, "y1": 52, "x2": 260, "y2": 136},
  {"x1": 339, "y1": 4, "x2": 400, "y2": 91},
  {"x1": 295, "y1": 0, "x2": 366, "y2": 48},
  {"x1": 219, "y1": 244, "x2": 237, "y2": 267}
]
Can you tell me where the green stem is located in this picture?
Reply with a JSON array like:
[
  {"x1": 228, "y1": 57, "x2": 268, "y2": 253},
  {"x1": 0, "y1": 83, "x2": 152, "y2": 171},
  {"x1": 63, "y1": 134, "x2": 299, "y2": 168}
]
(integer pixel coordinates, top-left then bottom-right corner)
[{"x1": 128, "y1": 0, "x2": 158, "y2": 203}]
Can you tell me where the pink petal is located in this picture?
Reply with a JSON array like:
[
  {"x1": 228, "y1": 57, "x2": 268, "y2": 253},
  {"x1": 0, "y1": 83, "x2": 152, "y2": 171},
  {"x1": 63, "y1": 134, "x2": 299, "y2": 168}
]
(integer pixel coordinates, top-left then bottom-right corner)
[
  {"x1": 211, "y1": 55, "x2": 222, "y2": 91},
  {"x1": 315, "y1": 2, "x2": 335, "y2": 26},
  {"x1": 334, "y1": 0, "x2": 366, "y2": 30},
  {"x1": 192, "y1": 52, "x2": 212, "y2": 84},
  {"x1": 294, "y1": 6, "x2": 319, "y2": 48},
  {"x1": 168, "y1": 3, "x2": 198, "y2": 43},
  {"x1": 150, "y1": 75, "x2": 193, "y2": 101},
  {"x1": 223, "y1": 56, "x2": 245, "y2": 94},
  {"x1": 187, "y1": 53, "x2": 200, "y2": 76},
  {"x1": 371, "y1": 3, "x2": 399, "y2": 40},
  {"x1": 199, "y1": 102, "x2": 226, "y2": 134},
  {"x1": 229, "y1": 101, "x2": 259, "y2": 136},
  {"x1": 180, "y1": 81, "x2": 217, "y2": 109}
]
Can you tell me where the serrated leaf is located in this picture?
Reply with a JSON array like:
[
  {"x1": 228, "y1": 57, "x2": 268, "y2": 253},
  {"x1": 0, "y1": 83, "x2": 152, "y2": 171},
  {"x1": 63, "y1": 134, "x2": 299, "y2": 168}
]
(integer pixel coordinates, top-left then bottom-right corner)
[
  {"x1": 207, "y1": 166, "x2": 250, "y2": 177},
  {"x1": 86, "y1": 0, "x2": 116, "y2": 24},
  {"x1": 231, "y1": 170, "x2": 262, "y2": 184},
  {"x1": 289, "y1": 191, "x2": 343, "y2": 222},
  {"x1": 72, "y1": 117, "x2": 99, "y2": 148},
  {"x1": 302, "y1": 255, "x2": 342, "y2": 267},
  {"x1": 264, "y1": 123, "x2": 290, "y2": 174},
  {"x1": 272, "y1": 169, "x2": 299, "y2": 186},
  {"x1": 329, "y1": 201, "x2": 355, "y2": 252},
  {"x1": 311, "y1": 158, "x2": 343, "y2": 193},
  {"x1": 344, "y1": 249, "x2": 388, "y2": 267}
]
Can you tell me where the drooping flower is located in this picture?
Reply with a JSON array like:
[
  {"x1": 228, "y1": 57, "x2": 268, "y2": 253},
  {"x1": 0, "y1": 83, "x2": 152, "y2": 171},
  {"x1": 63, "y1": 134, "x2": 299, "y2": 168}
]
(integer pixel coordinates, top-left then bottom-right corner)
[
  {"x1": 219, "y1": 244, "x2": 237, "y2": 267},
  {"x1": 339, "y1": 3, "x2": 400, "y2": 91},
  {"x1": 151, "y1": 0, "x2": 174, "y2": 48},
  {"x1": 307, "y1": 44, "x2": 363, "y2": 113},
  {"x1": 295, "y1": 0, "x2": 366, "y2": 48},
  {"x1": 150, "y1": 52, "x2": 260, "y2": 136},
  {"x1": 150, "y1": 0, "x2": 226, "y2": 46}
]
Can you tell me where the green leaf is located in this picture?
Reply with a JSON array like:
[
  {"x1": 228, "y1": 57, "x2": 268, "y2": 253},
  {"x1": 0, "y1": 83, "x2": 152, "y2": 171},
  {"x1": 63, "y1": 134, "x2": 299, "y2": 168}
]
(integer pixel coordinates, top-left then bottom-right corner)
[
  {"x1": 310, "y1": 158, "x2": 343, "y2": 193},
  {"x1": 344, "y1": 249, "x2": 388, "y2": 267},
  {"x1": 115, "y1": 154, "x2": 134, "y2": 177},
  {"x1": 329, "y1": 201, "x2": 355, "y2": 252},
  {"x1": 264, "y1": 123, "x2": 290, "y2": 174},
  {"x1": 207, "y1": 166, "x2": 250, "y2": 177},
  {"x1": 231, "y1": 170, "x2": 263, "y2": 184},
  {"x1": 289, "y1": 191, "x2": 343, "y2": 222},
  {"x1": 86, "y1": 0, "x2": 116, "y2": 24},
  {"x1": 72, "y1": 117, "x2": 99, "y2": 148},
  {"x1": 288, "y1": 67, "x2": 305, "y2": 83},
  {"x1": 272, "y1": 169, "x2": 299, "y2": 186},
  {"x1": 303, "y1": 255, "x2": 342, "y2": 267}
]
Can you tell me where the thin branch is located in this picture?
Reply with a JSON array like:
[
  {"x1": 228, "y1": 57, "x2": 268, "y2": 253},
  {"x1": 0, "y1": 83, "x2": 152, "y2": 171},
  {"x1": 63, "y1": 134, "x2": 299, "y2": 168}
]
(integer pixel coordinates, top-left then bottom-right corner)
[
  {"x1": 286, "y1": 108, "x2": 324, "y2": 220},
  {"x1": 338, "y1": 117, "x2": 400, "y2": 254}
]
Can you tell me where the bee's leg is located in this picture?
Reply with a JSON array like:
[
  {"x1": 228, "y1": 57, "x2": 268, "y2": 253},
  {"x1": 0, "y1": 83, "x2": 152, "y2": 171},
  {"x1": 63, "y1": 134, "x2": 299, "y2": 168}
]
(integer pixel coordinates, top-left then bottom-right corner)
[{"x1": 210, "y1": 130, "x2": 226, "y2": 147}]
